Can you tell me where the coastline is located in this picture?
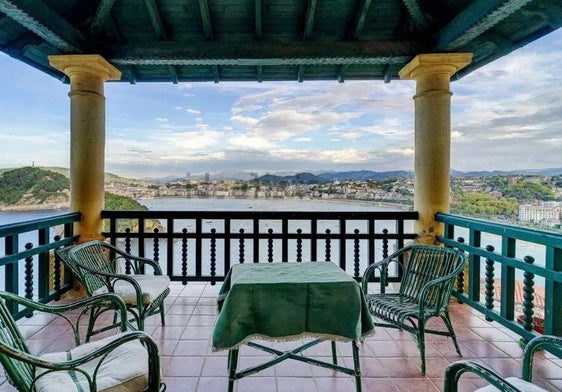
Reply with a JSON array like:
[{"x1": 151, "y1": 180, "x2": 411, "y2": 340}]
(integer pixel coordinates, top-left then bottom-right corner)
[{"x1": 0, "y1": 197, "x2": 412, "y2": 213}]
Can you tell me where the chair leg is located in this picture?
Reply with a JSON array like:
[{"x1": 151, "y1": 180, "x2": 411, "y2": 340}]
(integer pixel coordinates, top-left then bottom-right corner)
[
  {"x1": 418, "y1": 322, "x2": 426, "y2": 375},
  {"x1": 442, "y1": 311, "x2": 462, "y2": 356}
]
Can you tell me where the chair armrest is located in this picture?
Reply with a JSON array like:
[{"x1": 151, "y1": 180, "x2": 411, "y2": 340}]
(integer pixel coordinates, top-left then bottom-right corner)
[
  {"x1": 361, "y1": 246, "x2": 411, "y2": 294},
  {"x1": 100, "y1": 242, "x2": 164, "y2": 275},
  {"x1": 0, "y1": 292, "x2": 128, "y2": 343},
  {"x1": 444, "y1": 360, "x2": 524, "y2": 392},
  {"x1": 523, "y1": 335, "x2": 562, "y2": 382},
  {"x1": 0, "y1": 331, "x2": 160, "y2": 390}
]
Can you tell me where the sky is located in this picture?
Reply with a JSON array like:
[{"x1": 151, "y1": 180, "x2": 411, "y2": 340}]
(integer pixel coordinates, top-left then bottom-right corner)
[{"x1": 0, "y1": 29, "x2": 561, "y2": 179}]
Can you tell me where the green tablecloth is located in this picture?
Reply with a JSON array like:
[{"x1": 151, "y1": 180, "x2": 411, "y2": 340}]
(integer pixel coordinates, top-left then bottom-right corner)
[{"x1": 212, "y1": 262, "x2": 375, "y2": 351}]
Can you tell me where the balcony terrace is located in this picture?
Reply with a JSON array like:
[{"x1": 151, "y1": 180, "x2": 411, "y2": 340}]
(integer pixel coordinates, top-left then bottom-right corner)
[
  {"x1": 1, "y1": 281, "x2": 560, "y2": 392},
  {"x1": 0, "y1": 210, "x2": 561, "y2": 391}
]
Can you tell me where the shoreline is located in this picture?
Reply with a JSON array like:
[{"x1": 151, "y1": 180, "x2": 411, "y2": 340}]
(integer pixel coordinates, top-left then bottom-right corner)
[{"x1": 0, "y1": 197, "x2": 412, "y2": 213}]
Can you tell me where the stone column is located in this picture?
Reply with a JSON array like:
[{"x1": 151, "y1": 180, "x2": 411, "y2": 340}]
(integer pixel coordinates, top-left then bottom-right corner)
[
  {"x1": 399, "y1": 54, "x2": 472, "y2": 244},
  {"x1": 48, "y1": 55, "x2": 121, "y2": 242}
]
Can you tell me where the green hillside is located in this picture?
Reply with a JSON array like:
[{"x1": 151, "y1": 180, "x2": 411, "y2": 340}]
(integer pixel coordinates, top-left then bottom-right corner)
[
  {"x1": 0, "y1": 166, "x2": 147, "y2": 211},
  {"x1": 0, "y1": 167, "x2": 69, "y2": 205}
]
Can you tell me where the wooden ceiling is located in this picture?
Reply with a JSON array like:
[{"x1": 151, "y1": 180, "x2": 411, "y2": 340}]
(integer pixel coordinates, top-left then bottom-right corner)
[{"x1": 0, "y1": 0, "x2": 560, "y2": 84}]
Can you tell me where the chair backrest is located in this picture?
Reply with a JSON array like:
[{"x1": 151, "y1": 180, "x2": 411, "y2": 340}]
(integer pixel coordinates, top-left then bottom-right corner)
[
  {"x1": 55, "y1": 245, "x2": 80, "y2": 279},
  {"x1": 399, "y1": 245, "x2": 465, "y2": 313},
  {"x1": 68, "y1": 241, "x2": 116, "y2": 295},
  {"x1": 0, "y1": 297, "x2": 34, "y2": 390}
]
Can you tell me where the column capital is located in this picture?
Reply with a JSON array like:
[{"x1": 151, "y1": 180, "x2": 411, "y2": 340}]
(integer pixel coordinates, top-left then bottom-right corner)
[
  {"x1": 48, "y1": 54, "x2": 121, "y2": 81},
  {"x1": 399, "y1": 53, "x2": 472, "y2": 80}
]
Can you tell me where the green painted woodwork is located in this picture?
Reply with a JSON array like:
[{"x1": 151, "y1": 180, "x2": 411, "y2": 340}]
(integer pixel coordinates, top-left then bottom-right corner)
[
  {"x1": 436, "y1": 212, "x2": 562, "y2": 338},
  {"x1": 0, "y1": 0, "x2": 560, "y2": 83}
]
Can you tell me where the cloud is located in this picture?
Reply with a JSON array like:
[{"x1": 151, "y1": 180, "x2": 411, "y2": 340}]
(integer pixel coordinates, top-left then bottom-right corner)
[{"x1": 186, "y1": 108, "x2": 201, "y2": 115}]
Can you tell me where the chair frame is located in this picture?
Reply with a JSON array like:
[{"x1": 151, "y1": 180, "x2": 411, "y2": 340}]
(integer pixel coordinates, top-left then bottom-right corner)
[
  {"x1": 361, "y1": 244, "x2": 466, "y2": 374},
  {"x1": 444, "y1": 335, "x2": 562, "y2": 391},
  {"x1": 0, "y1": 291, "x2": 162, "y2": 391},
  {"x1": 56, "y1": 241, "x2": 169, "y2": 337}
]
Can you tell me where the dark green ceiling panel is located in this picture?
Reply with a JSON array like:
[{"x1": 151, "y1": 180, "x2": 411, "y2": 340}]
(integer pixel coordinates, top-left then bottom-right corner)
[{"x1": 0, "y1": 0, "x2": 560, "y2": 83}]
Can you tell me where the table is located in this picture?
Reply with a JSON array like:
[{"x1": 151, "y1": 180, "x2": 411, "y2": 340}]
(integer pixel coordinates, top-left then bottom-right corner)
[{"x1": 212, "y1": 262, "x2": 375, "y2": 392}]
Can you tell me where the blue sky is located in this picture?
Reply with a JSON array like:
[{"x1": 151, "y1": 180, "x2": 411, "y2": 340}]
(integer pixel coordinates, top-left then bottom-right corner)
[{"x1": 0, "y1": 29, "x2": 561, "y2": 179}]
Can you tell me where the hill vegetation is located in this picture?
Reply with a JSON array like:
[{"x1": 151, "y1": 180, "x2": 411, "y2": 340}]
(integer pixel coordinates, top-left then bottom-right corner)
[
  {"x1": 0, "y1": 167, "x2": 69, "y2": 206},
  {"x1": 0, "y1": 166, "x2": 148, "y2": 212}
]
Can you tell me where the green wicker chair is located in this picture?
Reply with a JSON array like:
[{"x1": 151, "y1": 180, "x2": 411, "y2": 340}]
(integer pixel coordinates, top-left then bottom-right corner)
[
  {"x1": 361, "y1": 244, "x2": 466, "y2": 375},
  {"x1": 0, "y1": 291, "x2": 163, "y2": 391},
  {"x1": 56, "y1": 241, "x2": 170, "y2": 337},
  {"x1": 444, "y1": 335, "x2": 562, "y2": 391}
]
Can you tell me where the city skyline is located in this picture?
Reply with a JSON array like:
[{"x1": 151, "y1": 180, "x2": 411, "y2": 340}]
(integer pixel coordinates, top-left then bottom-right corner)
[{"x1": 0, "y1": 29, "x2": 561, "y2": 179}]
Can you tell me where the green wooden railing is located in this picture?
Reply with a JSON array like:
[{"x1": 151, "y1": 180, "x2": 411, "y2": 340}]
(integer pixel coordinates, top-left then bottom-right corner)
[
  {"x1": 436, "y1": 212, "x2": 562, "y2": 341},
  {"x1": 0, "y1": 212, "x2": 80, "y2": 318}
]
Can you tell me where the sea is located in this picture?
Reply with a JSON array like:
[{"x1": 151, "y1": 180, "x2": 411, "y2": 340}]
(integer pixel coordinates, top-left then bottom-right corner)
[{"x1": 0, "y1": 197, "x2": 549, "y2": 287}]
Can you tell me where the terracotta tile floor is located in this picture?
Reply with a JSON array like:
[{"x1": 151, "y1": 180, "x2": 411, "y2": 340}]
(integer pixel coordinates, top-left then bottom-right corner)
[{"x1": 1, "y1": 282, "x2": 560, "y2": 391}]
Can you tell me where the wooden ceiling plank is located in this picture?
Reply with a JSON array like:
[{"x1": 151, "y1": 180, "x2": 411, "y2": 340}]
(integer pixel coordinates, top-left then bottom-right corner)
[
  {"x1": 198, "y1": 0, "x2": 213, "y2": 40},
  {"x1": 400, "y1": 0, "x2": 428, "y2": 32},
  {"x1": 303, "y1": 0, "x2": 317, "y2": 40},
  {"x1": 255, "y1": 0, "x2": 262, "y2": 40},
  {"x1": 434, "y1": 0, "x2": 533, "y2": 51},
  {"x1": 0, "y1": 0, "x2": 84, "y2": 52},
  {"x1": 352, "y1": 0, "x2": 372, "y2": 39},
  {"x1": 144, "y1": 0, "x2": 167, "y2": 40},
  {"x1": 90, "y1": 0, "x2": 118, "y2": 35}
]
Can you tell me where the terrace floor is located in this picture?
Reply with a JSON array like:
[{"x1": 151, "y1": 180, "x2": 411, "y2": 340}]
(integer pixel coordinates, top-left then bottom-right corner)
[{"x1": 2, "y1": 282, "x2": 561, "y2": 392}]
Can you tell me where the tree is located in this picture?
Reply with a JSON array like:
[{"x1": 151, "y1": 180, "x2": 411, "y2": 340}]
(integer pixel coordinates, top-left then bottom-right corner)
[{"x1": 503, "y1": 181, "x2": 555, "y2": 203}]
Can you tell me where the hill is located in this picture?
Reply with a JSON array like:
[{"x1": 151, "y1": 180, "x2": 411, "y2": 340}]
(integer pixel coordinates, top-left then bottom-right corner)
[
  {"x1": 0, "y1": 166, "x2": 148, "y2": 211},
  {"x1": 0, "y1": 167, "x2": 69, "y2": 209}
]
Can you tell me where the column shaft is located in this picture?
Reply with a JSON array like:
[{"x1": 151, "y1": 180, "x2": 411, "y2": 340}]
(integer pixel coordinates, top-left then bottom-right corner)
[
  {"x1": 400, "y1": 54, "x2": 472, "y2": 243},
  {"x1": 48, "y1": 55, "x2": 121, "y2": 242}
]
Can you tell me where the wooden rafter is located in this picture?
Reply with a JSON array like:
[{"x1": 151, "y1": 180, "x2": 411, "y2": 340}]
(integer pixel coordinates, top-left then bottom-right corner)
[
  {"x1": 303, "y1": 0, "x2": 317, "y2": 40},
  {"x1": 0, "y1": 0, "x2": 84, "y2": 52},
  {"x1": 400, "y1": 0, "x2": 429, "y2": 32},
  {"x1": 90, "y1": 0, "x2": 117, "y2": 34},
  {"x1": 434, "y1": 0, "x2": 534, "y2": 51},
  {"x1": 198, "y1": 0, "x2": 213, "y2": 41},
  {"x1": 144, "y1": 0, "x2": 167, "y2": 40},
  {"x1": 352, "y1": 0, "x2": 372, "y2": 39},
  {"x1": 255, "y1": 0, "x2": 262, "y2": 40}
]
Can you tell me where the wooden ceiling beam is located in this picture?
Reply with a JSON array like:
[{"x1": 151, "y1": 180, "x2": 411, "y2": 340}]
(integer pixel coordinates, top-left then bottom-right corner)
[
  {"x1": 303, "y1": 0, "x2": 317, "y2": 40},
  {"x1": 198, "y1": 0, "x2": 213, "y2": 41},
  {"x1": 400, "y1": 0, "x2": 429, "y2": 32},
  {"x1": 433, "y1": 0, "x2": 533, "y2": 51},
  {"x1": 0, "y1": 0, "x2": 84, "y2": 52},
  {"x1": 255, "y1": 0, "x2": 263, "y2": 40},
  {"x1": 90, "y1": 0, "x2": 117, "y2": 35},
  {"x1": 111, "y1": 40, "x2": 417, "y2": 66},
  {"x1": 352, "y1": 0, "x2": 372, "y2": 39},
  {"x1": 144, "y1": 0, "x2": 167, "y2": 40}
]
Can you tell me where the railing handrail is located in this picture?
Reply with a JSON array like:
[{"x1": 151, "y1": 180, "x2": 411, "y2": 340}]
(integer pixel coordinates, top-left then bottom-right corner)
[
  {"x1": 436, "y1": 212, "x2": 562, "y2": 340},
  {"x1": 101, "y1": 209, "x2": 419, "y2": 284},
  {"x1": 0, "y1": 212, "x2": 79, "y2": 318}
]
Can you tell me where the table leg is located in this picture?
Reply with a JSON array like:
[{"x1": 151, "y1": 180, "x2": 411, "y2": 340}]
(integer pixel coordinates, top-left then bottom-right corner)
[
  {"x1": 352, "y1": 341, "x2": 362, "y2": 392},
  {"x1": 331, "y1": 341, "x2": 338, "y2": 365},
  {"x1": 228, "y1": 348, "x2": 239, "y2": 392}
]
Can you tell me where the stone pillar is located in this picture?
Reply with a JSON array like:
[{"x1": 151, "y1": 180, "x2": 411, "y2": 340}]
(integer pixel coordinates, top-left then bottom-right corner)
[
  {"x1": 48, "y1": 55, "x2": 121, "y2": 242},
  {"x1": 399, "y1": 54, "x2": 472, "y2": 244}
]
